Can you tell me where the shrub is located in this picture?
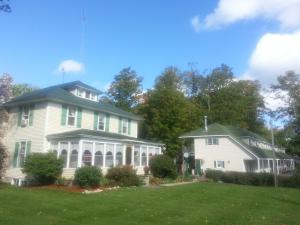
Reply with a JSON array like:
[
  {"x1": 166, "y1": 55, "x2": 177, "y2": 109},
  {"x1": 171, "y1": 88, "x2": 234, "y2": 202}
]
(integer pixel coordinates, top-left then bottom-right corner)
[
  {"x1": 106, "y1": 166, "x2": 140, "y2": 187},
  {"x1": 149, "y1": 155, "x2": 177, "y2": 179},
  {"x1": 23, "y1": 152, "x2": 63, "y2": 185},
  {"x1": 0, "y1": 142, "x2": 7, "y2": 181},
  {"x1": 74, "y1": 166, "x2": 103, "y2": 188},
  {"x1": 205, "y1": 169, "x2": 300, "y2": 188}
]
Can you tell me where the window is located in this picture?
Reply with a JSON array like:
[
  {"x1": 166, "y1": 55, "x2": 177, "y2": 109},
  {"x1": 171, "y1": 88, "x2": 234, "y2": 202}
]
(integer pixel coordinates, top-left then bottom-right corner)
[
  {"x1": 82, "y1": 150, "x2": 92, "y2": 166},
  {"x1": 77, "y1": 88, "x2": 84, "y2": 98},
  {"x1": 116, "y1": 145, "x2": 123, "y2": 166},
  {"x1": 69, "y1": 150, "x2": 78, "y2": 168},
  {"x1": 94, "y1": 151, "x2": 103, "y2": 167},
  {"x1": 215, "y1": 160, "x2": 225, "y2": 169},
  {"x1": 60, "y1": 149, "x2": 68, "y2": 168},
  {"x1": 67, "y1": 106, "x2": 76, "y2": 126},
  {"x1": 18, "y1": 142, "x2": 27, "y2": 167},
  {"x1": 206, "y1": 137, "x2": 219, "y2": 145},
  {"x1": 98, "y1": 113, "x2": 106, "y2": 131},
  {"x1": 21, "y1": 107, "x2": 29, "y2": 125},
  {"x1": 85, "y1": 91, "x2": 91, "y2": 99},
  {"x1": 121, "y1": 119, "x2": 129, "y2": 134},
  {"x1": 116, "y1": 152, "x2": 123, "y2": 166},
  {"x1": 105, "y1": 151, "x2": 113, "y2": 167}
]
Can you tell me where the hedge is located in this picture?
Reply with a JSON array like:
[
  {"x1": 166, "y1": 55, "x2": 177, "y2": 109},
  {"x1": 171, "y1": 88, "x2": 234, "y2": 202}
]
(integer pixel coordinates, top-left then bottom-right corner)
[{"x1": 205, "y1": 169, "x2": 300, "y2": 188}]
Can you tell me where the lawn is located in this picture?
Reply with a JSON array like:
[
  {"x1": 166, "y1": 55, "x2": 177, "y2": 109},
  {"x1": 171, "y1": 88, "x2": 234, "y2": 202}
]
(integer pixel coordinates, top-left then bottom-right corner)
[{"x1": 0, "y1": 182, "x2": 299, "y2": 225}]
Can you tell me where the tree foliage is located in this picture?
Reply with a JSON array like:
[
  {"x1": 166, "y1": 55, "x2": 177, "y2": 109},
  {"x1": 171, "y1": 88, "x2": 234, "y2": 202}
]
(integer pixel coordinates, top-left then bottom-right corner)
[
  {"x1": 106, "y1": 67, "x2": 143, "y2": 111},
  {"x1": 12, "y1": 84, "x2": 38, "y2": 98},
  {"x1": 272, "y1": 71, "x2": 300, "y2": 156},
  {"x1": 0, "y1": 73, "x2": 13, "y2": 104}
]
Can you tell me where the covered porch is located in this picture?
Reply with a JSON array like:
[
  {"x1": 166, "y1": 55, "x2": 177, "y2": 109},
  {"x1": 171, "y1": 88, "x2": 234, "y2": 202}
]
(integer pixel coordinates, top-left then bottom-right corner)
[
  {"x1": 244, "y1": 158, "x2": 295, "y2": 174},
  {"x1": 47, "y1": 130, "x2": 163, "y2": 177}
]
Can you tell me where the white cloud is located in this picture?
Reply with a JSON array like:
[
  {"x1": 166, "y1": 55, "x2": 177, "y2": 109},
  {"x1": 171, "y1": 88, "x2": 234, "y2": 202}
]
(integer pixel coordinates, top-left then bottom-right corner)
[
  {"x1": 200, "y1": 0, "x2": 300, "y2": 30},
  {"x1": 261, "y1": 89, "x2": 288, "y2": 111},
  {"x1": 57, "y1": 59, "x2": 84, "y2": 74},
  {"x1": 244, "y1": 30, "x2": 300, "y2": 84},
  {"x1": 190, "y1": 16, "x2": 201, "y2": 32}
]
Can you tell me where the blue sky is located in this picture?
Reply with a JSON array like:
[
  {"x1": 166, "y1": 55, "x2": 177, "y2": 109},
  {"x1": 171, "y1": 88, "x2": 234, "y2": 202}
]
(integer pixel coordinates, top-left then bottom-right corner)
[{"x1": 1, "y1": 0, "x2": 300, "y2": 109}]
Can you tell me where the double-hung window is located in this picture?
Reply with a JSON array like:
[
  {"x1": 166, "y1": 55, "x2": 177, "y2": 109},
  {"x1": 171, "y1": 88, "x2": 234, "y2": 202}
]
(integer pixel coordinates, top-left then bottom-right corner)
[
  {"x1": 206, "y1": 137, "x2": 219, "y2": 145},
  {"x1": 215, "y1": 160, "x2": 225, "y2": 169},
  {"x1": 67, "y1": 106, "x2": 76, "y2": 126},
  {"x1": 18, "y1": 142, "x2": 27, "y2": 167},
  {"x1": 121, "y1": 119, "x2": 129, "y2": 134},
  {"x1": 98, "y1": 113, "x2": 106, "y2": 131}
]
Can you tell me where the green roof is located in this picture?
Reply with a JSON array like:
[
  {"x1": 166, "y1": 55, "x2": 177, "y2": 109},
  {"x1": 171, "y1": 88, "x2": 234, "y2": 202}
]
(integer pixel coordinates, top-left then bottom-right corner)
[
  {"x1": 47, "y1": 129, "x2": 163, "y2": 145},
  {"x1": 4, "y1": 81, "x2": 142, "y2": 120},
  {"x1": 181, "y1": 123, "x2": 292, "y2": 159}
]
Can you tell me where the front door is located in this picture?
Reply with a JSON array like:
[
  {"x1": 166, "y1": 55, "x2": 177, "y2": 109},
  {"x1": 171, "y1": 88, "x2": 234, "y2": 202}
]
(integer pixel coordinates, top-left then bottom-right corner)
[{"x1": 126, "y1": 146, "x2": 132, "y2": 165}]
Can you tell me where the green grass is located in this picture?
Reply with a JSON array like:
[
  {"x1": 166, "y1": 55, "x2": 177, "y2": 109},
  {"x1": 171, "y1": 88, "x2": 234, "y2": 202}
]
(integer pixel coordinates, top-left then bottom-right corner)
[{"x1": 0, "y1": 182, "x2": 299, "y2": 225}]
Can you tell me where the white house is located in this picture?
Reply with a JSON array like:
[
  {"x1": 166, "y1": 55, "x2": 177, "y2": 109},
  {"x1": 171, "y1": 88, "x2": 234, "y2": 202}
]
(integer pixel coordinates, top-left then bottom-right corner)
[
  {"x1": 2, "y1": 81, "x2": 162, "y2": 184},
  {"x1": 180, "y1": 123, "x2": 295, "y2": 174}
]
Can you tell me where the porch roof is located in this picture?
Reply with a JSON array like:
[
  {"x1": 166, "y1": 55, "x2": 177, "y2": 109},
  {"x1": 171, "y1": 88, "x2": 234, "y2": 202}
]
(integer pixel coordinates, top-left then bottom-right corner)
[{"x1": 47, "y1": 129, "x2": 163, "y2": 146}]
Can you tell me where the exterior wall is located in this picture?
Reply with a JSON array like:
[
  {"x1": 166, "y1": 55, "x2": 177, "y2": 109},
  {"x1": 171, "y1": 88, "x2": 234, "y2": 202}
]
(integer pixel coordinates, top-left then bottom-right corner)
[
  {"x1": 194, "y1": 136, "x2": 254, "y2": 173},
  {"x1": 4, "y1": 103, "x2": 47, "y2": 180}
]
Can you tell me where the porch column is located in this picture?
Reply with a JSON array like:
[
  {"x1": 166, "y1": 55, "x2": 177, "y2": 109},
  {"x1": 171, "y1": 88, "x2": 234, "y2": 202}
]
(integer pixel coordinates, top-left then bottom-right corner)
[
  {"x1": 276, "y1": 159, "x2": 279, "y2": 174},
  {"x1": 103, "y1": 143, "x2": 106, "y2": 168},
  {"x1": 146, "y1": 146, "x2": 149, "y2": 167},
  {"x1": 66, "y1": 141, "x2": 71, "y2": 168},
  {"x1": 57, "y1": 142, "x2": 61, "y2": 159},
  {"x1": 122, "y1": 144, "x2": 126, "y2": 165},
  {"x1": 257, "y1": 159, "x2": 260, "y2": 172},
  {"x1": 113, "y1": 144, "x2": 116, "y2": 167},
  {"x1": 78, "y1": 140, "x2": 83, "y2": 167},
  {"x1": 268, "y1": 159, "x2": 270, "y2": 172},
  {"x1": 91, "y1": 142, "x2": 95, "y2": 166}
]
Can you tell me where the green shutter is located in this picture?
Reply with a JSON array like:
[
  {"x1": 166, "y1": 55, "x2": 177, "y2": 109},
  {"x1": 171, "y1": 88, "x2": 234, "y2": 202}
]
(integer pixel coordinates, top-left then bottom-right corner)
[
  {"x1": 26, "y1": 141, "x2": 31, "y2": 158},
  {"x1": 17, "y1": 107, "x2": 22, "y2": 126},
  {"x1": 214, "y1": 161, "x2": 216, "y2": 168},
  {"x1": 94, "y1": 112, "x2": 99, "y2": 130},
  {"x1": 61, "y1": 105, "x2": 67, "y2": 126},
  {"x1": 29, "y1": 105, "x2": 34, "y2": 126},
  {"x1": 13, "y1": 142, "x2": 19, "y2": 168},
  {"x1": 77, "y1": 108, "x2": 82, "y2": 128},
  {"x1": 118, "y1": 117, "x2": 122, "y2": 134},
  {"x1": 105, "y1": 113, "x2": 110, "y2": 132},
  {"x1": 128, "y1": 119, "x2": 131, "y2": 135}
]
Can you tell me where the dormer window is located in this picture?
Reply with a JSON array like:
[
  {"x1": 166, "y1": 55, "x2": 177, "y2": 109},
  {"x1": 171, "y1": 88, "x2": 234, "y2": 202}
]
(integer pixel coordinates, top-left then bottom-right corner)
[
  {"x1": 78, "y1": 89, "x2": 84, "y2": 98},
  {"x1": 85, "y1": 91, "x2": 91, "y2": 99}
]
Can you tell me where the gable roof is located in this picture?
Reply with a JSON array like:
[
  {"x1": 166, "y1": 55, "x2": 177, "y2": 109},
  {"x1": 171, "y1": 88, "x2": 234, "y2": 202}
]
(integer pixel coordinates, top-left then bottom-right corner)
[
  {"x1": 47, "y1": 129, "x2": 163, "y2": 146},
  {"x1": 180, "y1": 123, "x2": 292, "y2": 159},
  {"x1": 3, "y1": 81, "x2": 142, "y2": 120}
]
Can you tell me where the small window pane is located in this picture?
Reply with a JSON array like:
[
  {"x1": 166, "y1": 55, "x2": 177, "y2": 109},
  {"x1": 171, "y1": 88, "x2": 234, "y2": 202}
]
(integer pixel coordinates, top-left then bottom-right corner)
[
  {"x1": 69, "y1": 150, "x2": 78, "y2": 168},
  {"x1": 105, "y1": 151, "x2": 113, "y2": 167},
  {"x1": 82, "y1": 150, "x2": 92, "y2": 166},
  {"x1": 94, "y1": 151, "x2": 103, "y2": 167},
  {"x1": 60, "y1": 149, "x2": 68, "y2": 168}
]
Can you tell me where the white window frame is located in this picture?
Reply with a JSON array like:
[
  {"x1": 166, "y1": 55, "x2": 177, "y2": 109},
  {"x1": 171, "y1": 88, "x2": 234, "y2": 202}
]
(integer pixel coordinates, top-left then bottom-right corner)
[
  {"x1": 21, "y1": 106, "x2": 30, "y2": 127},
  {"x1": 17, "y1": 141, "x2": 28, "y2": 168},
  {"x1": 77, "y1": 88, "x2": 84, "y2": 98},
  {"x1": 97, "y1": 113, "x2": 106, "y2": 131},
  {"x1": 67, "y1": 106, "x2": 77, "y2": 127},
  {"x1": 207, "y1": 137, "x2": 219, "y2": 145},
  {"x1": 215, "y1": 160, "x2": 225, "y2": 169},
  {"x1": 121, "y1": 118, "x2": 129, "y2": 134}
]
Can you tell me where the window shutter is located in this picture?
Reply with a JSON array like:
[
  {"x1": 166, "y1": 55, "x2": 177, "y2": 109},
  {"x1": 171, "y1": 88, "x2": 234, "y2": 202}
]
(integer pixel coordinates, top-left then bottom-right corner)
[
  {"x1": 13, "y1": 143, "x2": 19, "y2": 167},
  {"x1": 26, "y1": 141, "x2": 31, "y2": 157},
  {"x1": 61, "y1": 105, "x2": 67, "y2": 126},
  {"x1": 128, "y1": 119, "x2": 131, "y2": 135},
  {"x1": 118, "y1": 117, "x2": 122, "y2": 134},
  {"x1": 105, "y1": 113, "x2": 110, "y2": 132},
  {"x1": 93, "y1": 112, "x2": 99, "y2": 130},
  {"x1": 29, "y1": 105, "x2": 34, "y2": 126},
  {"x1": 214, "y1": 161, "x2": 216, "y2": 168},
  {"x1": 76, "y1": 108, "x2": 82, "y2": 128},
  {"x1": 17, "y1": 107, "x2": 22, "y2": 126}
]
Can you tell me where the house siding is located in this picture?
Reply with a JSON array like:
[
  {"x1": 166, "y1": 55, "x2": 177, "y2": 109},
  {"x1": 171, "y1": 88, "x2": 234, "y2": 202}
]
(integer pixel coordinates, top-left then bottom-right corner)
[{"x1": 194, "y1": 136, "x2": 254, "y2": 172}]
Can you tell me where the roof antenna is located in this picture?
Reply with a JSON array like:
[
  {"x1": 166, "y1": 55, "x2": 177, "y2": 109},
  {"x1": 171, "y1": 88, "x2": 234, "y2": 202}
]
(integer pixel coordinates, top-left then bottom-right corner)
[
  {"x1": 204, "y1": 116, "x2": 208, "y2": 132},
  {"x1": 80, "y1": 8, "x2": 86, "y2": 66}
]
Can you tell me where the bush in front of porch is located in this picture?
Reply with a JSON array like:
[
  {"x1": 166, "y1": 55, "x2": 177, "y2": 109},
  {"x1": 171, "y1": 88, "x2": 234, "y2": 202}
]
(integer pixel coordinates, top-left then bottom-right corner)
[
  {"x1": 106, "y1": 166, "x2": 140, "y2": 187},
  {"x1": 23, "y1": 152, "x2": 64, "y2": 185},
  {"x1": 149, "y1": 155, "x2": 177, "y2": 179},
  {"x1": 74, "y1": 166, "x2": 103, "y2": 188}
]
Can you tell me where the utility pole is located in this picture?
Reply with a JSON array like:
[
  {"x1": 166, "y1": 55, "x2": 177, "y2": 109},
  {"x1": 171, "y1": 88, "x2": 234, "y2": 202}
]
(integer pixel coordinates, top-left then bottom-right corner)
[{"x1": 270, "y1": 121, "x2": 278, "y2": 187}]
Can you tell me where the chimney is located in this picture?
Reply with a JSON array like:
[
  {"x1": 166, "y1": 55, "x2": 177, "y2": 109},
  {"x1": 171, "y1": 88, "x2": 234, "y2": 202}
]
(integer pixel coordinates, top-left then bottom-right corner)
[{"x1": 204, "y1": 116, "x2": 208, "y2": 132}]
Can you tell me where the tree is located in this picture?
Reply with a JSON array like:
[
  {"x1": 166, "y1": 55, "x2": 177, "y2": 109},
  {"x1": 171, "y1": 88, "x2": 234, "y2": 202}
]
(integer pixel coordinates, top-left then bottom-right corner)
[
  {"x1": 138, "y1": 68, "x2": 201, "y2": 157},
  {"x1": 0, "y1": 0, "x2": 11, "y2": 13},
  {"x1": 106, "y1": 67, "x2": 143, "y2": 111},
  {"x1": 272, "y1": 71, "x2": 300, "y2": 156},
  {"x1": 0, "y1": 73, "x2": 13, "y2": 104},
  {"x1": 12, "y1": 84, "x2": 38, "y2": 98}
]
